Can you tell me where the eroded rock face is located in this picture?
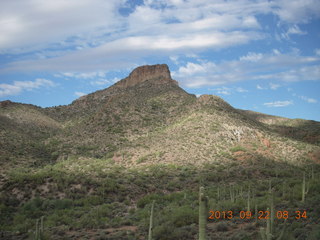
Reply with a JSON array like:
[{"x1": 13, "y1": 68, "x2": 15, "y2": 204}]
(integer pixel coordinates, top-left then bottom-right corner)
[
  {"x1": 114, "y1": 64, "x2": 177, "y2": 88},
  {"x1": 0, "y1": 100, "x2": 15, "y2": 108}
]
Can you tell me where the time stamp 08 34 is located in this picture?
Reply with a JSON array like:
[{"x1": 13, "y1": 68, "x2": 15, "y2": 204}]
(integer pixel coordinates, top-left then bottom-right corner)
[{"x1": 208, "y1": 210, "x2": 307, "y2": 220}]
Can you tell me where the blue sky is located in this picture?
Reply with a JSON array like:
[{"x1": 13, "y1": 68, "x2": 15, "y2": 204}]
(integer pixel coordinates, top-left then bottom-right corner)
[{"x1": 0, "y1": 0, "x2": 319, "y2": 120}]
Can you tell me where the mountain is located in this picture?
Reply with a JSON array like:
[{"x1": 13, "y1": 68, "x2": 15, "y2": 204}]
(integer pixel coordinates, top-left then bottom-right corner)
[
  {"x1": 1, "y1": 64, "x2": 319, "y2": 239},
  {"x1": 1, "y1": 64, "x2": 318, "y2": 168}
]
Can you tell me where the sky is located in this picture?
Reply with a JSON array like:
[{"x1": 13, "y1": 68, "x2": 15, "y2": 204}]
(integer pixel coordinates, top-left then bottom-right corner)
[{"x1": 0, "y1": 0, "x2": 319, "y2": 121}]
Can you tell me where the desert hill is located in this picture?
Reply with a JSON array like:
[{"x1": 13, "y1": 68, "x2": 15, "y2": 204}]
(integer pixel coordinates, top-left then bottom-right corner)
[
  {"x1": 0, "y1": 64, "x2": 320, "y2": 239},
  {"x1": 1, "y1": 64, "x2": 318, "y2": 168}
]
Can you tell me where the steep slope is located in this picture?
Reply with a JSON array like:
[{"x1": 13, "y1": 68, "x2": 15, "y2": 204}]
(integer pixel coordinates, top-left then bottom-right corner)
[
  {"x1": 0, "y1": 100, "x2": 61, "y2": 168},
  {"x1": 240, "y1": 110, "x2": 320, "y2": 145},
  {"x1": 43, "y1": 64, "x2": 196, "y2": 158},
  {"x1": 114, "y1": 94, "x2": 319, "y2": 167}
]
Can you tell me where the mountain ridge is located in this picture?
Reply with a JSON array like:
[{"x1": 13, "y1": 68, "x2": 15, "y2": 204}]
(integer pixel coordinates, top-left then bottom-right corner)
[
  {"x1": 1, "y1": 64, "x2": 320, "y2": 240},
  {"x1": 0, "y1": 64, "x2": 319, "y2": 169}
]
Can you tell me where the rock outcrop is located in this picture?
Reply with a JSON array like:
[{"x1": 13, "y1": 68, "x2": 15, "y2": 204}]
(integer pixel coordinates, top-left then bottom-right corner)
[
  {"x1": 114, "y1": 64, "x2": 178, "y2": 88},
  {"x1": 0, "y1": 100, "x2": 15, "y2": 108}
]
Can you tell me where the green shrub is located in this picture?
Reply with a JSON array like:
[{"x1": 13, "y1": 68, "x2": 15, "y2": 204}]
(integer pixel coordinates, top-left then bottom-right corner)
[
  {"x1": 171, "y1": 206, "x2": 197, "y2": 227},
  {"x1": 137, "y1": 155, "x2": 148, "y2": 164},
  {"x1": 22, "y1": 197, "x2": 43, "y2": 218},
  {"x1": 230, "y1": 146, "x2": 247, "y2": 152},
  {"x1": 137, "y1": 194, "x2": 162, "y2": 208}
]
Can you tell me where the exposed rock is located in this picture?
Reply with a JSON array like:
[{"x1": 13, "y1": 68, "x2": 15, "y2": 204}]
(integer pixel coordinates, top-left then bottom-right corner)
[
  {"x1": 262, "y1": 139, "x2": 271, "y2": 148},
  {"x1": 197, "y1": 94, "x2": 213, "y2": 104},
  {"x1": 114, "y1": 64, "x2": 178, "y2": 88},
  {"x1": 0, "y1": 100, "x2": 15, "y2": 108}
]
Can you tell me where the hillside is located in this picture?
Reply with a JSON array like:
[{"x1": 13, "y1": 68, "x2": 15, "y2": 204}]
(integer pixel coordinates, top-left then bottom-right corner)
[{"x1": 0, "y1": 64, "x2": 320, "y2": 239}]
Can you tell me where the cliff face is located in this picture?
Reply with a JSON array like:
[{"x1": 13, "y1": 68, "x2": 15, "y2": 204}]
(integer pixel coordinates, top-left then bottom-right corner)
[{"x1": 114, "y1": 64, "x2": 178, "y2": 88}]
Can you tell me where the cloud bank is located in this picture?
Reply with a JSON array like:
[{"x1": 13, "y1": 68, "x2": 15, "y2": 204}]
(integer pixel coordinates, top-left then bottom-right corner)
[{"x1": 1, "y1": 0, "x2": 320, "y2": 74}]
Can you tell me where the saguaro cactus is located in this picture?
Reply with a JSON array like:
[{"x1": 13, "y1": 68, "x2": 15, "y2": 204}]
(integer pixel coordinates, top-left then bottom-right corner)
[
  {"x1": 302, "y1": 171, "x2": 306, "y2": 202},
  {"x1": 199, "y1": 186, "x2": 207, "y2": 240},
  {"x1": 266, "y1": 207, "x2": 271, "y2": 240},
  {"x1": 269, "y1": 190, "x2": 274, "y2": 235},
  {"x1": 35, "y1": 219, "x2": 39, "y2": 240},
  {"x1": 40, "y1": 216, "x2": 44, "y2": 238},
  {"x1": 247, "y1": 185, "x2": 251, "y2": 212},
  {"x1": 230, "y1": 185, "x2": 235, "y2": 203},
  {"x1": 277, "y1": 219, "x2": 287, "y2": 240},
  {"x1": 34, "y1": 216, "x2": 44, "y2": 240},
  {"x1": 268, "y1": 179, "x2": 272, "y2": 193},
  {"x1": 148, "y1": 200, "x2": 155, "y2": 240},
  {"x1": 282, "y1": 181, "x2": 286, "y2": 198},
  {"x1": 260, "y1": 207, "x2": 272, "y2": 240}
]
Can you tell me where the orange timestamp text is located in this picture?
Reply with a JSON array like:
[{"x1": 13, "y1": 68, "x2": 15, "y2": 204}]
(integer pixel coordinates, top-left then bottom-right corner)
[{"x1": 208, "y1": 210, "x2": 307, "y2": 220}]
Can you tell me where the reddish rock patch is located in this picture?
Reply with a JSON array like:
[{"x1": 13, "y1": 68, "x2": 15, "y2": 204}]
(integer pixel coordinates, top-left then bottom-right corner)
[
  {"x1": 262, "y1": 139, "x2": 271, "y2": 148},
  {"x1": 308, "y1": 151, "x2": 320, "y2": 163}
]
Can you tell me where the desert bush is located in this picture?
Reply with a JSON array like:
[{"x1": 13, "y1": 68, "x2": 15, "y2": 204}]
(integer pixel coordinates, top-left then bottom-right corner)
[{"x1": 230, "y1": 146, "x2": 247, "y2": 152}]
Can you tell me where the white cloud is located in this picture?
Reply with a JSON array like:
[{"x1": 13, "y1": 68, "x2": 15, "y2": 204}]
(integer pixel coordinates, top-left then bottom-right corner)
[
  {"x1": 281, "y1": 25, "x2": 307, "y2": 40},
  {"x1": 218, "y1": 91, "x2": 230, "y2": 95},
  {"x1": 215, "y1": 87, "x2": 231, "y2": 95},
  {"x1": 90, "y1": 77, "x2": 120, "y2": 86},
  {"x1": 273, "y1": 49, "x2": 281, "y2": 55},
  {"x1": 2, "y1": 30, "x2": 263, "y2": 73},
  {"x1": 90, "y1": 79, "x2": 110, "y2": 86},
  {"x1": 60, "y1": 71, "x2": 107, "y2": 79},
  {"x1": 265, "y1": 65, "x2": 320, "y2": 82},
  {"x1": 111, "y1": 77, "x2": 121, "y2": 83},
  {"x1": 173, "y1": 50, "x2": 320, "y2": 88},
  {"x1": 0, "y1": 0, "x2": 320, "y2": 75},
  {"x1": 287, "y1": 25, "x2": 306, "y2": 35},
  {"x1": 264, "y1": 100, "x2": 293, "y2": 107},
  {"x1": 274, "y1": 0, "x2": 320, "y2": 23},
  {"x1": 74, "y1": 91, "x2": 87, "y2": 97},
  {"x1": 1, "y1": 0, "x2": 266, "y2": 57},
  {"x1": 257, "y1": 84, "x2": 265, "y2": 90},
  {"x1": 315, "y1": 49, "x2": 320, "y2": 56},
  {"x1": 240, "y1": 52, "x2": 263, "y2": 62},
  {"x1": 56, "y1": 71, "x2": 119, "y2": 86},
  {"x1": 256, "y1": 83, "x2": 280, "y2": 90},
  {"x1": 236, "y1": 87, "x2": 248, "y2": 93},
  {"x1": 299, "y1": 96, "x2": 317, "y2": 103},
  {"x1": 0, "y1": 0, "x2": 124, "y2": 51},
  {"x1": 209, "y1": 86, "x2": 247, "y2": 95},
  {"x1": 269, "y1": 83, "x2": 281, "y2": 90},
  {"x1": 170, "y1": 56, "x2": 180, "y2": 65},
  {"x1": 0, "y1": 0, "x2": 273, "y2": 74},
  {"x1": 0, "y1": 78, "x2": 55, "y2": 97},
  {"x1": 177, "y1": 62, "x2": 215, "y2": 76},
  {"x1": 172, "y1": 61, "x2": 223, "y2": 87}
]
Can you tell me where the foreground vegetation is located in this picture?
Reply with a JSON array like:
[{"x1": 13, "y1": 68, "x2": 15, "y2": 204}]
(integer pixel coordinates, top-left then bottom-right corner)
[{"x1": 1, "y1": 155, "x2": 319, "y2": 239}]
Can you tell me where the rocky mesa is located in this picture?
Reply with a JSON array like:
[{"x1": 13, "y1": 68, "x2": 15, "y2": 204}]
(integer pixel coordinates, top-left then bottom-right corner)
[{"x1": 114, "y1": 64, "x2": 178, "y2": 88}]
